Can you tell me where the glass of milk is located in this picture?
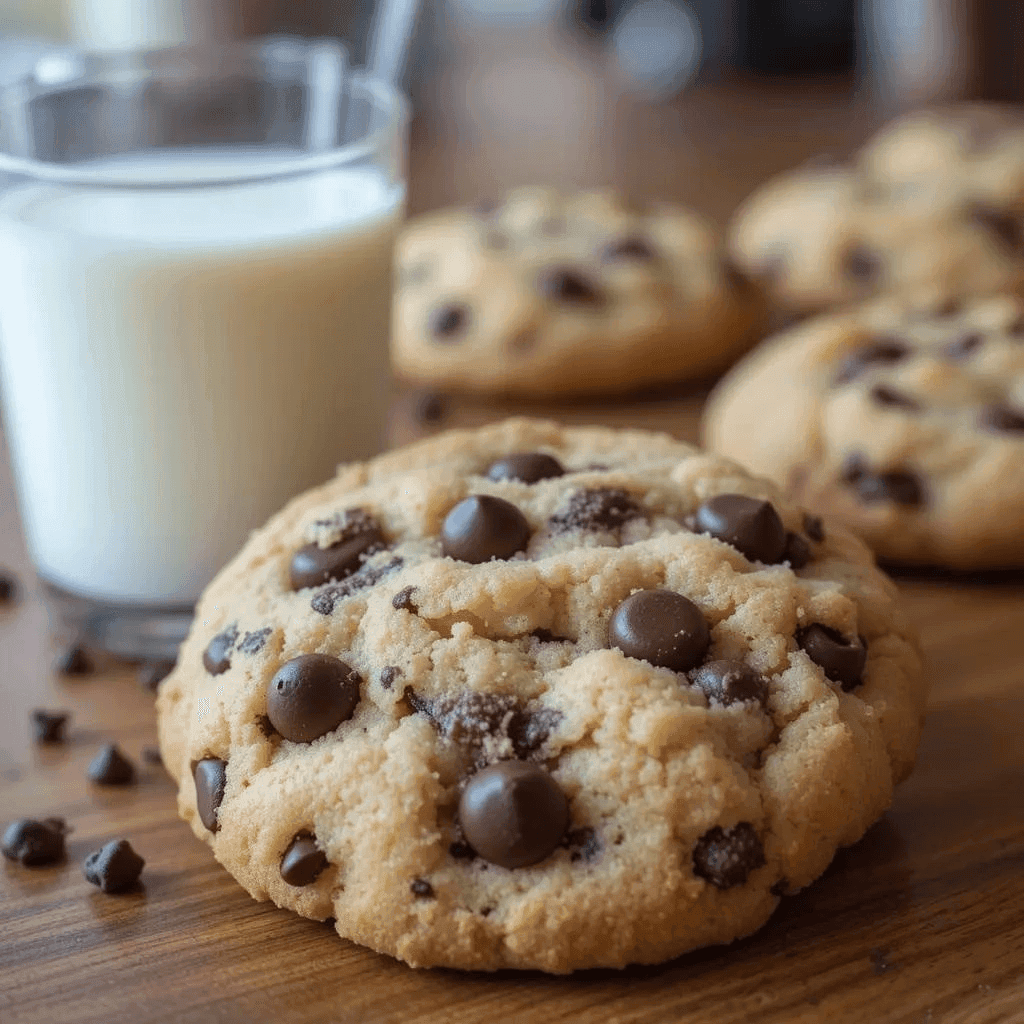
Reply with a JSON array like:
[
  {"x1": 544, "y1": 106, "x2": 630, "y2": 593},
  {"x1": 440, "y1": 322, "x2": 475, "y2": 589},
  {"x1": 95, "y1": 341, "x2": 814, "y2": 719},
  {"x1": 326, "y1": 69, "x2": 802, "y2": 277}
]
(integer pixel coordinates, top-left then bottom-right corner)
[{"x1": 0, "y1": 40, "x2": 407, "y2": 659}]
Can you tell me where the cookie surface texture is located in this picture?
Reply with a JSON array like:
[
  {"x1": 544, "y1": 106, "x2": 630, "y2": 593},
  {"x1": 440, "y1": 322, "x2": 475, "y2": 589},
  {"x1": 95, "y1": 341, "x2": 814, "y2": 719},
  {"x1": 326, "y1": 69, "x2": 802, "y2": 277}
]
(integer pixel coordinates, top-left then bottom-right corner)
[{"x1": 157, "y1": 418, "x2": 926, "y2": 972}]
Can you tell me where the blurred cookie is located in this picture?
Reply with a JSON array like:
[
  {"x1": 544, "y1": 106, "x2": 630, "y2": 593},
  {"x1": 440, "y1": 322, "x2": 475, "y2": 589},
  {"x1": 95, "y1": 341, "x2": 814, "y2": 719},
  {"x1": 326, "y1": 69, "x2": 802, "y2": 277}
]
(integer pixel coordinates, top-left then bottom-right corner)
[
  {"x1": 392, "y1": 188, "x2": 765, "y2": 397},
  {"x1": 703, "y1": 293, "x2": 1024, "y2": 568}
]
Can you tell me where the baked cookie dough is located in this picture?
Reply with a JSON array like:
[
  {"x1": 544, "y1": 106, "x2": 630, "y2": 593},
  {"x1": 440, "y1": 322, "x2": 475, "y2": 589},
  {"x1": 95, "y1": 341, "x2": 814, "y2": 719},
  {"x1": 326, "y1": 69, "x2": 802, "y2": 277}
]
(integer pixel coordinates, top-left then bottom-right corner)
[
  {"x1": 703, "y1": 293, "x2": 1024, "y2": 568},
  {"x1": 157, "y1": 418, "x2": 925, "y2": 972},
  {"x1": 391, "y1": 188, "x2": 765, "y2": 397}
]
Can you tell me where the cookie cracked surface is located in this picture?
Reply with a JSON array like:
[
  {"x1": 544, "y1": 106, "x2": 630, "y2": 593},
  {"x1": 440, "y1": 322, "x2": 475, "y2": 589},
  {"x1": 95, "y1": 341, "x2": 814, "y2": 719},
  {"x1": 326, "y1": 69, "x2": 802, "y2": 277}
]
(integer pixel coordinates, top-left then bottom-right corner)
[{"x1": 157, "y1": 418, "x2": 925, "y2": 972}]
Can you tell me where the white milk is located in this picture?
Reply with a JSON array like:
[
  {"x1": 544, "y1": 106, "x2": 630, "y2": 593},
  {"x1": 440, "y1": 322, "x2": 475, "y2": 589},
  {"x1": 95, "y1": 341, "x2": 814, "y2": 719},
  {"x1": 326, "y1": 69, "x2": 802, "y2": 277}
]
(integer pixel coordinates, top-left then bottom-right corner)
[{"x1": 0, "y1": 149, "x2": 404, "y2": 604}]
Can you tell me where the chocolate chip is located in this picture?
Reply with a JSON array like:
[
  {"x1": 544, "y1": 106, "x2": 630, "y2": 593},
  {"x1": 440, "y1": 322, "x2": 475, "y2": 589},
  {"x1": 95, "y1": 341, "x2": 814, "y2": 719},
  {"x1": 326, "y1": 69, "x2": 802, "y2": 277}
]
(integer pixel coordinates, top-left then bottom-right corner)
[
  {"x1": 290, "y1": 518, "x2": 384, "y2": 591},
  {"x1": 31, "y1": 709, "x2": 69, "y2": 744},
  {"x1": 141, "y1": 746, "x2": 163, "y2": 766},
  {"x1": 783, "y1": 531, "x2": 811, "y2": 568},
  {"x1": 691, "y1": 660, "x2": 767, "y2": 706},
  {"x1": 979, "y1": 403, "x2": 1024, "y2": 433},
  {"x1": 564, "y1": 826, "x2": 601, "y2": 863},
  {"x1": 410, "y1": 878, "x2": 435, "y2": 898},
  {"x1": 870, "y1": 385, "x2": 921, "y2": 411},
  {"x1": 530, "y1": 628, "x2": 572, "y2": 643},
  {"x1": 943, "y1": 332, "x2": 984, "y2": 359},
  {"x1": 458, "y1": 761, "x2": 570, "y2": 869},
  {"x1": 412, "y1": 690, "x2": 515, "y2": 746},
  {"x1": 193, "y1": 758, "x2": 227, "y2": 832},
  {"x1": 87, "y1": 744, "x2": 136, "y2": 786},
  {"x1": 83, "y1": 839, "x2": 145, "y2": 893},
  {"x1": 412, "y1": 391, "x2": 446, "y2": 426},
  {"x1": 486, "y1": 452, "x2": 565, "y2": 484},
  {"x1": 842, "y1": 244, "x2": 882, "y2": 284},
  {"x1": 692, "y1": 822, "x2": 765, "y2": 888},
  {"x1": 392, "y1": 586, "x2": 418, "y2": 612},
  {"x1": 933, "y1": 297, "x2": 964, "y2": 318},
  {"x1": 602, "y1": 236, "x2": 656, "y2": 262},
  {"x1": 310, "y1": 557, "x2": 404, "y2": 615},
  {"x1": 693, "y1": 494, "x2": 788, "y2": 564},
  {"x1": 239, "y1": 628, "x2": 272, "y2": 655},
  {"x1": 797, "y1": 624, "x2": 867, "y2": 690},
  {"x1": 449, "y1": 840, "x2": 476, "y2": 860},
  {"x1": 55, "y1": 643, "x2": 94, "y2": 676},
  {"x1": 537, "y1": 266, "x2": 605, "y2": 306},
  {"x1": 429, "y1": 303, "x2": 471, "y2": 341},
  {"x1": 841, "y1": 454, "x2": 925, "y2": 506},
  {"x1": 969, "y1": 204, "x2": 1023, "y2": 250},
  {"x1": 380, "y1": 666, "x2": 400, "y2": 690},
  {"x1": 441, "y1": 495, "x2": 531, "y2": 563},
  {"x1": 803, "y1": 513, "x2": 825, "y2": 543},
  {"x1": 138, "y1": 660, "x2": 175, "y2": 692},
  {"x1": 609, "y1": 589, "x2": 710, "y2": 673},
  {"x1": 833, "y1": 339, "x2": 910, "y2": 385},
  {"x1": 256, "y1": 714, "x2": 276, "y2": 738},
  {"x1": 2, "y1": 818, "x2": 66, "y2": 866},
  {"x1": 280, "y1": 832, "x2": 328, "y2": 886},
  {"x1": 508, "y1": 707, "x2": 562, "y2": 757},
  {"x1": 0, "y1": 570, "x2": 18, "y2": 604},
  {"x1": 266, "y1": 654, "x2": 361, "y2": 743},
  {"x1": 549, "y1": 488, "x2": 642, "y2": 534},
  {"x1": 202, "y1": 625, "x2": 237, "y2": 676}
]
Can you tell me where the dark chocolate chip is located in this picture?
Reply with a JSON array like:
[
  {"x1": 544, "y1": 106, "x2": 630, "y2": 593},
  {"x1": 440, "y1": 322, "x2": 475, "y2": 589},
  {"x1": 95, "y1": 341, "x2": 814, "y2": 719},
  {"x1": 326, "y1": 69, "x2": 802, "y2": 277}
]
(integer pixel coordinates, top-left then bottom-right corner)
[
  {"x1": 193, "y1": 758, "x2": 227, "y2": 832},
  {"x1": 55, "y1": 643, "x2": 94, "y2": 676},
  {"x1": 609, "y1": 589, "x2": 710, "y2": 673},
  {"x1": 380, "y1": 666, "x2": 401, "y2": 690},
  {"x1": 943, "y1": 332, "x2": 984, "y2": 359},
  {"x1": 87, "y1": 744, "x2": 135, "y2": 786},
  {"x1": 530, "y1": 628, "x2": 572, "y2": 643},
  {"x1": 840, "y1": 454, "x2": 925, "y2": 506},
  {"x1": 141, "y1": 746, "x2": 163, "y2": 766},
  {"x1": 549, "y1": 488, "x2": 642, "y2": 534},
  {"x1": 536, "y1": 266, "x2": 605, "y2": 306},
  {"x1": 783, "y1": 531, "x2": 811, "y2": 569},
  {"x1": 842, "y1": 244, "x2": 882, "y2": 284},
  {"x1": 693, "y1": 494, "x2": 788, "y2": 564},
  {"x1": 280, "y1": 832, "x2": 328, "y2": 886},
  {"x1": 31, "y1": 709, "x2": 69, "y2": 744},
  {"x1": 1, "y1": 818, "x2": 66, "y2": 866},
  {"x1": 870, "y1": 385, "x2": 921, "y2": 411},
  {"x1": 0, "y1": 570, "x2": 18, "y2": 604},
  {"x1": 602, "y1": 236, "x2": 656, "y2": 262},
  {"x1": 565, "y1": 826, "x2": 601, "y2": 863},
  {"x1": 690, "y1": 660, "x2": 768, "y2": 706},
  {"x1": 979, "y1": 403, "x2": 1024, "y2": 433},
  {"x1": 840, "y1": 452, "x2": 868, "y2": 483},
  {"x1": 310, "y1": 557, "x2": 404, "y2": 615},
  {"x1": 413, "y1": 690, "x2": 513, "y2": 743},
  {"x1": 256, "y1": 714, "x2": 276, "y2": 739},
  {"x1": 202, "y1": 625, "x2": 237, "y2": 676},
  {"x1": 239, "y1": 628, "x2": 272, "y2": 655},
  {"x1": 290, "y1": 516, "x2": 384, "y2": 591},
  {"x1": 833, "y1": 338, "x2": 910, "y2": 385},
  {"x1": 266, "y1": 654, "x2": 361, "y2": 743},
  {"x1": 458, "y1": 761, "x2": 570, "y2": 869},
  {"x1": 138, "y1": 660, "x2": 175, "y2": 692},
  {"x1": 83, "y1": 839, "x2": 145, "y2": 893},
  {"x1": 969, "y1": 203, "x2": 1023, "y2": 250},
  {"x1": 410, "y1": 878, "x2": 435, "y2": 898},
  {"x1": 392, "y1": 586, "x2": 418, "y2": 612},
  {"x1": 449, "y1": 840, "x2": 476, "y2": 860},
  {"x1": 797, "y1": 624, "x2": 867, "y2": 690},
  {"x1": 486, "y1": 452, "x2": 565, "y2": 484},
  {"x1": 441, "y1": 495, "x2": 531, "y2": 563},
  {"x1": 803, "y1": 513, "x2": 825, "y2": 543},
  {"x1": 428, "y1": 303, "x2": 471, "y2": 341},
  {"x1": 412, "y1": 391, "x2": 446, "y2": 426},
  {"x1": 508, "y1": 707, "x2": 562, "y2": 758},
  {"x1": 692, "y1": 822, "x2": 766, "y2": 888}
]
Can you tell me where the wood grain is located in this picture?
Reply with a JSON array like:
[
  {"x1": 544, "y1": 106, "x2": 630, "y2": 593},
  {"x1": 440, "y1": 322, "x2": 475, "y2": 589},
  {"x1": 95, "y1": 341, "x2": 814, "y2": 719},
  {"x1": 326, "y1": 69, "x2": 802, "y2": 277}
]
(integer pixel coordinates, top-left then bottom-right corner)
[{"x1": 3, "y1": 56, "x2": 1024, "y2": 1024}]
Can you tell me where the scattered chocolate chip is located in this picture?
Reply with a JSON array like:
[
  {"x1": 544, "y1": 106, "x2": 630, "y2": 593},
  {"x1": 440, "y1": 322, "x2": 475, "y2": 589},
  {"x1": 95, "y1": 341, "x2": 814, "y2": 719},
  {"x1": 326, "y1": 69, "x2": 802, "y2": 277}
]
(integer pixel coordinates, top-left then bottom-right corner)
[
  {"x1": 840, "y1": 454, "x2": 925, "y2": 506},
  {"x1": 842, "y1": 244, "x2": 882, "y2": 284},
  {"x1": 693, "y1": 494, "x2": 788, "y2": 564},
  {"x1": 31, "y1": 709, "x2": 69, "y2": 744},
  {"x1": 969, "y1": 203, "x2": 1023, "y2": 250},
  {"x1": 536, "y1": 266, "x2": 605, "y2": 306},
  {"x1": 428, "y1": 303, "x2": 471, "y2": 341},
  {"x1": 380, "y1": 666, "x2": 401, "y2": 690},
  {"x1": 979, "y1": 403, "x2": 1024, "y2": 433},
  {"x1": 803, "y1": 513, "x2": 825, "y2": 543},
  {"x1": 141, "y1": 746, "x2": 163, "y2": 766},
  {"x1": 565, "y1": 826, "x2": 601, "y2": 863},
  {"x1": 833, "y1": 338, "x2": 910, "y2": 385},
  {"x1": 266, "y1": 654, "x2": 361, "y2": 743},
  {"x1": 870, "y1": 385, "x2": 921, "y2": 411},
  {"x1": 310, "y1": 557, "x2": 404, "y2": 615},
  {"x1": 202, "y1": 625, "x2": 237, "y2": 676},
  {"x1": 0, "y1": 570, "x2": 18, "y2": 604},
  {"x1": 609, "y1": 589, "x2": 710, "y2": 673},
  {"x1": 441, "y1": 495, "x2": 531, "y2": 563},
  {"x1": 87, "y1": 744, "x2": 136, "y2": 786},
  {"x1": 530, "y1": 628, "x2": 572, "y2": 643},
  {"x1": 83, "y1": 839, "x2": 144, "y2": 893},
  {"x1": 280, "y1": 832, "x2": 328, "y2": 886},
  {"x1": 290, "y1": 515, "x2": 384, "y2": 591},
  {"x1": 392, "y1": 586, "x2": 418, "y2": 612},
  {"x1": 2, "y1": 818, "x2": 66, "y2": 865},
  {"x1": 255, "y1": 714, "x2": 276, "y2": 738},
  {"x1": 138, "y1": 660, "x2": 175, "y2": 692},
  {"x1": 693, "y1": 822, "x2": 766, "y2": 888},
  {"x1": 797, "y1": 624, "x2": 867, "y2": 690},
  {"x1": 459, "y1": 761, "x2": 570, "y2": 869},
  {"x1": 508, "y1": 707, "x2": 561, "y2": 757},
  {"x1": 449, "y1": 840, "x2": 476, "y2": 860},
  {"x1": 691, "y1": 661, "x2": 767, "y2": 706},
  {"x1": 783, "y1": 531, "x2": 811, "y2": 569},
  {"x1": 55, "y1": 643, "x2": 94, "y2": 676},
  {"x1": 549, "y1": 488, "x2": 642, "y2": 534},
  {"x1": 193, "y1": 758, "x2": 227, "y2": 832},
  {"x1": 239, "y1": 628, "x2": 272, "y2": 655},
  {"x1": 943, "y1": 332, "x2": 984, "y2": 359},
  {"x1": 602, "y1": 236, "x2": 656, "y2": 262},
  {"x1": 410, "y1": 878, "x2": 435, "y2": 898},
  {"x1": 486, "y1": 452, "x2": 565, "y2": 484},
  {"x1": 412, "y1": 391, "x2": 446, "y2": 426}
]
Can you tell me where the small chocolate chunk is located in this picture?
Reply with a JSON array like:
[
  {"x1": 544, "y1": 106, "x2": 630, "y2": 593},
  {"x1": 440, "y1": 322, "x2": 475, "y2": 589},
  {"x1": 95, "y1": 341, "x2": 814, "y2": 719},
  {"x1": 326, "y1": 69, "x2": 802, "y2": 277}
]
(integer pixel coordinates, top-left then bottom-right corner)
[
  {"x1": 310, "y1": 557, "x2": 404, "y2": 615},
  {"x1": 459, "y1": 761, "x2": 570, "y2": 869},
  {"x1": 392, "y1": 586, "x2": 418, "y2": 612},
  {"x1": 83, "y1": 839, "x2": 145, "y2": 893},
  {"x1": 797, "y1": 624, "x2": 867, "y2": 690},
  {"x1": 55, "y1": 643, "x2": 94, "y2": 676},
  {"x1": 969, "y1": 203, "x2": 1023, "y2": 250},
  {"x1": 833, "y1": 338, "x2": 910, "y2": 385},
  {"x1": 783, "y1": 531, "x2": 811, "y2": 569},
  {"x1": 380, "y1": 666, "x2": 401, "y2": 690},
  {"x1": 138, "y1": 660, "x2": 175, "y2": 693},
  {"x1": 691, "y1": 660, "x2": 768, "y2": 706},
  {"x1": 266, "y1": 654, "x2": 361, "y2": 743},
  {"x1": 428, "y1": 303, "x2": 471, "y2": 341},
  {"x1": 841, "y1": 454, "x2": 925, "y2": 506},
  {"x1": 537, "y1": 266, "x2": 605, "y2": 306},
  {"x1": 87, "y1": 744, "x2": 136, "y2": 786},
  {"x1": 202, "y1": 625, "x2": 237, "y2": 676},
  {"x1": 602, "y1": 236, "x2": 656, "y2": 262},
  {"x1": 412, "y1": 391, "x2": 446, "y2": 426},
  {"x1": 193, "y1": 758, "x2": 228, "y2": 832},
  {"x1": 508, "y1": 707, "x2": 562, "y2": 757},
  {"x1": 486, "y1": 452, "x2": 565, "y2": 484},
  {"x1": 141, "y1": 746, "x2": 163, "y2": 766},
  {"x1": 290, "y1": 519, "x2": 384, "y2": 591},
  {"x1": 449, "y1": 840, "x2": 476, "y2": 860},
  {"x1": 870, "y1": 384, "x2": 921, "y2": 411},
  {"x1": 415, "y1": 691, "x2": 515, "y2": 746},
  {"x1": 256, "y1": 714, "x2": 276, "y2": 738},
  {"x1": 943, "y1": 332, "x2": 984, "y2": 359},
  {"x1": 549, "y1": 488, "x2": 642, "y2": 534},
  {"x1": 693, "y1": 494, "x2": 788, "y2": 564},
  {"x1": 933, "y1": 297, "x2": 963, "y2": 318},
  {"x1": 0, "y1": 570, "x2": 18, "y2": 604},
  {"x1": 280, "y1": 832, "x2": 328, "y2": 886},
  {"x1": 609, "y1": 589, "x2": 710, "y2": 673},
  {"x1": 31, "y1": 709, "x2": 69, "y2": 744},
  {"x1": 565, "y1": 826, "x2": 601, "y2": 863},
  {"x1": 979, "y1": 403, "x2": 1024, "y2": 433},
  {"x1": 803, "y1": 513, "x2": 825, "y2": 543},
  {"x1": 2, "y1": 818, "x2": 66, "y2": 866},
  {"x1": 441, "y1": 495, "x2": 531, "y2": 563},
  {"x1": 842, "y1": 244, "x2": 882, "y2": 284},
  {"x1": 410, "y1": 878, "x2": 435, "y2": 898},
  {"x1": 693, "y1": 822, "x2": 766, "y2": 888},
  {"x1": 239, "y1": 628, "x2": 272, "y2": 655}
]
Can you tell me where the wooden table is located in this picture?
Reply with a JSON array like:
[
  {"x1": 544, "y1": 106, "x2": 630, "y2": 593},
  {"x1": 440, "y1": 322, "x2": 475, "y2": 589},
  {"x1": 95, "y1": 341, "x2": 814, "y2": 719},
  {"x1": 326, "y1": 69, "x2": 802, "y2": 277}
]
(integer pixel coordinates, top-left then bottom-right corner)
[{"x1": 3, "y1": 59, "x2": 1024, "y2": 1024}]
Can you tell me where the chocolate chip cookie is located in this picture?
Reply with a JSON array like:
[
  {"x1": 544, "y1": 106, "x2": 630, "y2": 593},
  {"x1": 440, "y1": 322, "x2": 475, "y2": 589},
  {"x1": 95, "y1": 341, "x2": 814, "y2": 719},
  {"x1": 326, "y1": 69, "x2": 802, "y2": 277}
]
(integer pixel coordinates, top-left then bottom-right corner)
[
  {"x1": 703, "y1": 292, "x2": 1024, "y2": 568},
  {"x1": 157, "y1": 418, "x2": 925, "y2": 971},
  {"x1": 391, "y1": 188, "x2": 766, "y2": 397}
]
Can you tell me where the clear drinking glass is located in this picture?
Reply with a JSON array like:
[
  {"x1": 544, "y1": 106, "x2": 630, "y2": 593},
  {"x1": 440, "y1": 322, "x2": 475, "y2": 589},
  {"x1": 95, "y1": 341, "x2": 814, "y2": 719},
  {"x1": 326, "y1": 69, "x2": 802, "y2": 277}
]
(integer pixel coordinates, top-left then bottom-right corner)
[{"x1": 0, "y1": 40, "x2": 408, "y2": 660}]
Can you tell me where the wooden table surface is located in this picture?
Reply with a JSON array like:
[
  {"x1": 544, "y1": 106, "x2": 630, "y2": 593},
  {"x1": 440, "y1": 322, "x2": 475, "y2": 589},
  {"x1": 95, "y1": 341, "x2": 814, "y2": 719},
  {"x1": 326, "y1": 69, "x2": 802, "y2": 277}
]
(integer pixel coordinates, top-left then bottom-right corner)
[{"x1": 3, "y1": 49, "x2": 1024, "y2": 1024}]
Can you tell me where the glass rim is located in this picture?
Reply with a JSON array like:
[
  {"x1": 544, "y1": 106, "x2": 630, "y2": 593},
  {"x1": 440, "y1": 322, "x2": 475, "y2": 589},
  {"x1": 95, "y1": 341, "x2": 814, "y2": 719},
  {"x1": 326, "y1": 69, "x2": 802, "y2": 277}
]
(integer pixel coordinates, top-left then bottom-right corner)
[{"x1": 0, "y1": 41, "x2": 408, "y2": 188}]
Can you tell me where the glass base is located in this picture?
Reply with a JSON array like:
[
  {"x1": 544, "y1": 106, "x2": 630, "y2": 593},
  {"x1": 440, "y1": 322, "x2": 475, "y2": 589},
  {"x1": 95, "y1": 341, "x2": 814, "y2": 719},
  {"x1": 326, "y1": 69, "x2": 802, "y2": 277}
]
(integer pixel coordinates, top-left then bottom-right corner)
[{"x1": 41, "y1": 579, "x2": 194, "y2": 662}]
